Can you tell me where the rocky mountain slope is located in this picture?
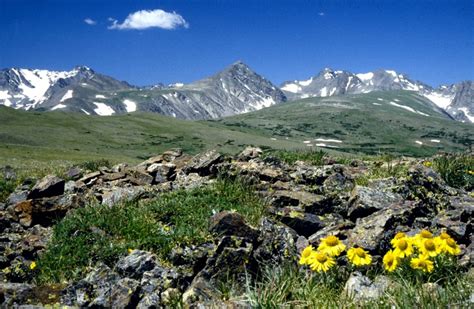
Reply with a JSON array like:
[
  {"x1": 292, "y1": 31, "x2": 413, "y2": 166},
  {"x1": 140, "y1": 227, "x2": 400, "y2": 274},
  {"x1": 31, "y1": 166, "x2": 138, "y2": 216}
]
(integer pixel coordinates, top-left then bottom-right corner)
[
  {"x1": 0, "y1": 62, "x2": 286, "y2": 120},
  {"x1": 1, "y1": 63, "x2": 471, "y2": 122},
  {"x1": 0, "y1": 66, "x2": 133, "y2": 111},
  {"x1": 0, "y1": 147, "x2": 472, "y2": 307},
  {"x1": 281, "y1": 68, "x2": 473, "y2": 123}
]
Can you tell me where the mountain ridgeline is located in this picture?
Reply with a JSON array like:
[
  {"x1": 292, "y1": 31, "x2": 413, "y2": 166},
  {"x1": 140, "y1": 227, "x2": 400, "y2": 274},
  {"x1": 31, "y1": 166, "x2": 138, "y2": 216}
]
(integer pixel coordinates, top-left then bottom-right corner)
[{"x1": 0, "y1": 62, "x2": 473, "y2": 123}]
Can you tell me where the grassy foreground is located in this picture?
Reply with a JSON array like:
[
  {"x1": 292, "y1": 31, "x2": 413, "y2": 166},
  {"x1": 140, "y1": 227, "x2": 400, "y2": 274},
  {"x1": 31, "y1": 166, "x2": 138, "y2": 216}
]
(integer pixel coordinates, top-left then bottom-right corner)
[{"x1": 36, "y1": 178, "x2": 266, "y2": 283}]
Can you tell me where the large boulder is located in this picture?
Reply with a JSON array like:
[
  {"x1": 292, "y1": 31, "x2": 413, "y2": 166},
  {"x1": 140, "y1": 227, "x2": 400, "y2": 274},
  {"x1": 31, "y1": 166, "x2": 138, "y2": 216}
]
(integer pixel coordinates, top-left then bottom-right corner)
[
  {"x1": 270, "y1": 207, "x2": 325, "y2": 237},
  {"x1": 116, "y1": 250, "x2": 157, "y2": 279},
  {"x1": 209, "y1": 211, "x2": 259, "y2": 241},
  {"x1": 27, "y1": 175, "x2": 65, "y2": 199},
  {"x1": 347, "y1": 200, "x2": 422, "y2": 253},
  {"x1": 348, "y1": 186, "x2": 403, "y2": 220},
  {"x1": 183, "y1": 150, "x2": 223, "y2": 176}
]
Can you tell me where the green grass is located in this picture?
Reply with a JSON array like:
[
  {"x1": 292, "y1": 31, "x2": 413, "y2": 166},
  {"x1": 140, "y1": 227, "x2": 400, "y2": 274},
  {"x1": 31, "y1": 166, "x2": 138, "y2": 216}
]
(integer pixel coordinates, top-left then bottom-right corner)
[
  {"x1": 0, "y1": 174, "x2": 18, "y2": 203},
  {"x1": 36, "y1": 177, "x2": 266, "y2": 283},
  {"x1": 263, "y1": 149, "x2": 328, "y2": 165},
  {"x1": 1, "y1": 91, "x2": 472, "y2": 170},
  {"x1": 432, "y1": 153, "x2": 474, "y2": 190},
  {"x1": 214, "y1": 90, "x2": 473, "y2": 157},
  {"x1": 243, "y1": 263, "x2": 473, "y2": 308}
]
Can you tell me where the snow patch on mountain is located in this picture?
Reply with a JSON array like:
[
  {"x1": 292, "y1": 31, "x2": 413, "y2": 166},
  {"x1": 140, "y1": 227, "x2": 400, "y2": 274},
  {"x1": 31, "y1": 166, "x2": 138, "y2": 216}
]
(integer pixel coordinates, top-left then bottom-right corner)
[
  {"x1": 123, "y1": 99, "x2": 137, "y2": 113},
  {"x1": 93, "y1": 102, "x2": 115, "y2": 116},
  {"x1": 51, "y1": 104, "x2": 67, "y2": 110},
  {"x1": 422, "y1": 92, "x2": 454, "y2": 109},
  {"x1": 356, "y1": 72, "x2": 374, "y2": 81},
  {"x1": 458, "y1": 107, "x2": 474, "y2": 122},
  {"x1": 60, "y1": 90, "x2": 74, "y2": 102}
]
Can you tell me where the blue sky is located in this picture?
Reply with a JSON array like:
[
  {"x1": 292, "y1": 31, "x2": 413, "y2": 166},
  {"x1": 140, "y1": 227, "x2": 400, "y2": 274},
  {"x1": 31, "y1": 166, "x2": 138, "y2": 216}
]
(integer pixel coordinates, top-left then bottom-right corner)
[{"x1": 0, "y1": 0, "x2": 472, "y2": 87}]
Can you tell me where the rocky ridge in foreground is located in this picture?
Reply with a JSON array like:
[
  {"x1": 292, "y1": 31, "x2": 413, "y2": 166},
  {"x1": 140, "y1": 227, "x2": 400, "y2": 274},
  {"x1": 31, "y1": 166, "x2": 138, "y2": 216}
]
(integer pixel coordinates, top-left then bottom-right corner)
[{"x1": 0, "y1": 147, "x2": 472, "y2": 307}]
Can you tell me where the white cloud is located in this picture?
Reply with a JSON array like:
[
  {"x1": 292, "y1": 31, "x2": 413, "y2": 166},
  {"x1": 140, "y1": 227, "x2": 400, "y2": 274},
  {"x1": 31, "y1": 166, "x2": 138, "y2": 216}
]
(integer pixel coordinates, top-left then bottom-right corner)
[
  {"x1": 108, "y1": 9, "x2": 189, "y2": 30},
  {"x1": 84, "y1": 18, "x2": 97, "y2": 25},
  {"x1": 318, "y1": 12, "x2": 325, "y2": 16}
]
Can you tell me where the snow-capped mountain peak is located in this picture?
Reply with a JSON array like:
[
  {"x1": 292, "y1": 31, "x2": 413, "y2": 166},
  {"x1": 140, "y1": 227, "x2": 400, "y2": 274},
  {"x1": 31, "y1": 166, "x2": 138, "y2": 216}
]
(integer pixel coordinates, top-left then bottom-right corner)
[
  {"x1": 280, "y1": 68, "x2": 473, "y2": 123},
  {"x1": 0, "y1": 68, "x2": 82, "y2": 109}
]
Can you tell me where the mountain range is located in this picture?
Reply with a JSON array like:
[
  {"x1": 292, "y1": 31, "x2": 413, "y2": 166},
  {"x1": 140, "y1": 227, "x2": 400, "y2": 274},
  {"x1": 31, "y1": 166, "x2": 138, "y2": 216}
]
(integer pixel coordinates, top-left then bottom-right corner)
[{"x1": 0, "y1": 62, "x2": 472, "y2": 123}]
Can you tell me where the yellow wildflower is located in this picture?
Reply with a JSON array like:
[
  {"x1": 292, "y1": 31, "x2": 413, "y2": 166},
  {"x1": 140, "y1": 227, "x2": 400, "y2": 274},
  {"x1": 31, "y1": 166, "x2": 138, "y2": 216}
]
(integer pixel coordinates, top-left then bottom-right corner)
[
  {"x1": 299, "y1": 245, "x2": 314, "y2": 265},
  {"x1": 383, "y1": 250, "x2": 399, "y2": 272},
  {"x1": 317, "y1": 235, "x2": 346, "y2": 256},
  {"x1": 419, "y1": 239, "x2": 441, "y2": 257},
  {"x1": 347, "y1": 247, "x2": 372, "y2": 266},
  {"x1": 440, "y1": 238, "x2": 461, "y2": 255},
  {"x1": 128, "y1": 248, "x2": 134, "y2": 254},
  {"x1": 308, "y1": 251, "x2": 336, "y2": 272},
  {"x1": 423, "y1": 161, "x2": 432, "y2": 167},
  {"x1": 29, "y1": 261, "x2": 37, "y2": 270},
  {"x1": 414, "y1": 229, "x2": 433, "y2": 247},
  {"x1": 392, "y1": 237, "x2": 414, "y2": 258},
  {"x1": 410, "y1": 255, "x2": 434, "y2": 273},
  {"x1": 390, "y1": 232, "x2": 407, "y2": 245}
]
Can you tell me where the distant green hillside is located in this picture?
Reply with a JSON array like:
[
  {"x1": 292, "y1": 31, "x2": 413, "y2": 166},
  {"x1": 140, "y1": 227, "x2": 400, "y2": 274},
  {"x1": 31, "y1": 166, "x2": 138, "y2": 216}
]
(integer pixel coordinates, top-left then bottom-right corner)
[
  {"x1": 212, "y1": 90, "x2": 473, "y2": 157},
  {"x1": 0, "y1": 91, "x2": 472, "y2": 168}
]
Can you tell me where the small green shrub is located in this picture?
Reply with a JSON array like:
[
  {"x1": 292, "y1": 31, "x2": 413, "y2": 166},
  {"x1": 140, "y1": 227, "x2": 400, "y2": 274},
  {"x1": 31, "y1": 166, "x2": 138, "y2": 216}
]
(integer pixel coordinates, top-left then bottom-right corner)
[
  {"x1": 432, "y1": 153, "x2": 474, "y2": 190},
  {"x1": 36, "y1": 178, "x2": 266, "y2": 283},
  {"x1": 78, "y1": 159, "x2": 112, "y2": 171},
  {"x1": 264, "y1": 149, "x2": 327, "y2": 166},
  {"x1": 0, "y1": 176, "x2": 17, "y2": 202}
]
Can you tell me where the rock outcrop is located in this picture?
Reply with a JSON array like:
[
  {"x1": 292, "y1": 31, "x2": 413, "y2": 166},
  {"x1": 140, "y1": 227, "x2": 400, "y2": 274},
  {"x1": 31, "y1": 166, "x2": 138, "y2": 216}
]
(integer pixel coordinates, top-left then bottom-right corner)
[{"x1": 0, "y1": 146, "x2": 472, "y2": 307}]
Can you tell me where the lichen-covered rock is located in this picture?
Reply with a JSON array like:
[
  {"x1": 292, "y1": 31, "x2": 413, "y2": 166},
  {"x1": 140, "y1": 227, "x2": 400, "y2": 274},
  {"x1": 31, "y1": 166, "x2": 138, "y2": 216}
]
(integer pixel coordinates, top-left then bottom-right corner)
[
  {"x1": 347, "y1": 201, "x2": 421, "y2": 253},
  {"x1": 0, "y1": 282, "x2": 34, "y2": 307},
  {"x1": 183, "y1": 150, "x2": 223, "y2": 176},
  {"x1": 209, "y1": 211, "x2": 259, "y2": 240},
  {"x1": 116, "y1": 250, "x2": 157, "y2": 279},
  {"x1": 62, "y1": 263, "x2": 120, "y2": 307},
  {"x1": 101, "y1": 186, "x2": 146, "y2": 207},
  {"x1": 110, "y1": 277, "x2": 140, "y2": 308},
  {"x1": 253, "y1": 218, "x2": 297, "y2": 266},
  {"x1": 271, "y1": 207, "x2": 325, "y2": 237},
  {"x1": 348, "y1": 186, "x2": 403, "y2": 220}
]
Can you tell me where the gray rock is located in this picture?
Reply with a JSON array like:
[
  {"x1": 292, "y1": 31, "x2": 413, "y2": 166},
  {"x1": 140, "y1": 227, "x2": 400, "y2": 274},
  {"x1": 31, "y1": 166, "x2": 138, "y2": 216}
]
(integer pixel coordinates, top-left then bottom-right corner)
[
  {"x1": 347, "y1": 200, "x2": 420, "y2": 253},
  {"x1": 78, "y1": 171, "x2": 102, "y2": 186},
  {"x1": 27, "y1": 175, "x2": 65, "y2": 199},
  {"x1": 116, "y1": 250, "x2": 157, "y2": 279},
  {"x1": 238, "y1": 147, "x2": 263, "y2": 161},
  {"x1": 184, "y1": 150, "x2": 223, "y2": 176},
  {"x1": 344, "y1": 272, "x2": 391, "y2": 302},
  {"x1": 253, "y1": 218, "x2": 297, "y2": 266},
  {"x1": 0, "y1": 282, "x2": 34, "y2": 307},
  {"x1": 102, "y1": 171, "x2": 126, "y2": 182},
  {"x1": 182, "y1": 276, "x2": 221, "y2": 307},
  {"x1": 66, "y1": 166, "x2": 83, "y2": 180},
  {"x1": 269, "y1": 190, "x2": 326, "y2": 209},
  {"x1": 147, "y1": 163, "x2": 176, "y2": 184},
  {"x1": 101, "y1": 186, "x2": 145, "y2": 207},
  {"x1": 128, "y1": 170, "x2": 154, "y2": 186},
  {"x1": 348, "y1": 186, "x2": 403, "y2": 220},
  {"x1": 271, "y1": 207, "x2": 325, "y2": 237},
  {"x1": 6, "y1": 190, "x2": 28, "y2": 206},
  {"x1": 209, "y1": 211, "x2": 259, "y2": 240},
  {"x1": 110, "y1": 278, "x2": 140, "y2": 308}
]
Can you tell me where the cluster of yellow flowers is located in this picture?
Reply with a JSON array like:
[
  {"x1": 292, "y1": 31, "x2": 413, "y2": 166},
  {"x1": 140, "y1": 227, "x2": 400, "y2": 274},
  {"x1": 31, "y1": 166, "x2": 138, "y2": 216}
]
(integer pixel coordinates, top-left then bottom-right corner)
[
  {"x1": 383, "y1": 230, "x2": 460, "y2": 273},
  {"x1": 299, "y1": 235, "x2": 372, "y2": 272}
]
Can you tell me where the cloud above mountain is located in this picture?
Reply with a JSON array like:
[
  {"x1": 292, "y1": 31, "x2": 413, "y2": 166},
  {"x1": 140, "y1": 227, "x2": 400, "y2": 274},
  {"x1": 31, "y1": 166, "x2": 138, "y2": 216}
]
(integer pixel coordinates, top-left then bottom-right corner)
[
  {"x1": 108, "y1": 9, "x2": 189, "y2": 30},
  {"x1": 84, "y1": 18, "x2": 97, "y2": 25}
]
